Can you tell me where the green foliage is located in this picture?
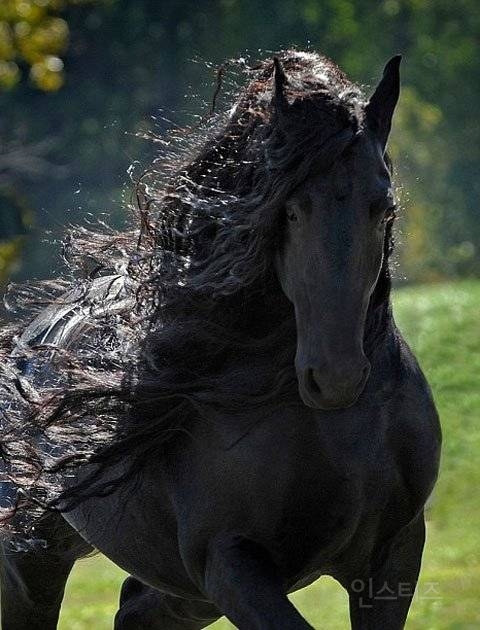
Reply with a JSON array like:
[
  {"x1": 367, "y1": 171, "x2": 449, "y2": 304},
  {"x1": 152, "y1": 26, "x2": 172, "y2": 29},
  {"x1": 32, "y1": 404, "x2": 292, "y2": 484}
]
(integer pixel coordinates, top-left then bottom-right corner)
[
  {"x1": 58, "y1": 281, "x2": 480, "y2": 628},
  {"x1": 0, "y1": 237, "x2": 22, "y2": 282},
  {"x1": 0, "y1": 0, "x2": 95, "y2": 92},
  {"x1": 0, "y1": 190, "x2": 31, "y2": 282}
]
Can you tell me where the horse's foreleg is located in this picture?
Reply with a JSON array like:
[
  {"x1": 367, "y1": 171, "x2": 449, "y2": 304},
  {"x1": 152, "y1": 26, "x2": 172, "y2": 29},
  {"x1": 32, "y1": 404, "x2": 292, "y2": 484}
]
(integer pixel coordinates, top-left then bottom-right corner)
[
  {"x1": 203, "y1": 534, "x2": 314, "y2": 630},
  {"x1": 0, "y1": 514, "x2": 92, "y2": 630},
  {"x1": 114, "y1": 576, "x2": 220, "y2": 630},
  {"x1": 346, "y1": 513, "x2": 426, "y2": 630}
]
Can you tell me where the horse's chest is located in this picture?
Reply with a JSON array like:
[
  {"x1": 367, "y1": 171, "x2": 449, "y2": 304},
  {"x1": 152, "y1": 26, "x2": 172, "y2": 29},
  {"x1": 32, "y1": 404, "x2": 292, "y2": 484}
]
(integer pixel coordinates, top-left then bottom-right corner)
[{"x1": 170, "y1": 411, "x2": 396, "y2": 556}]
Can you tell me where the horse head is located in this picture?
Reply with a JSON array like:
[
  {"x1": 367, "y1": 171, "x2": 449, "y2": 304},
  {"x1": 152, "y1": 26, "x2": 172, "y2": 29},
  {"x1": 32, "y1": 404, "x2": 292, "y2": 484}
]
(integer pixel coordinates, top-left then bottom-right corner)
[{"x1": 273, "y1": 56, "x2": 401, "y2": 410}]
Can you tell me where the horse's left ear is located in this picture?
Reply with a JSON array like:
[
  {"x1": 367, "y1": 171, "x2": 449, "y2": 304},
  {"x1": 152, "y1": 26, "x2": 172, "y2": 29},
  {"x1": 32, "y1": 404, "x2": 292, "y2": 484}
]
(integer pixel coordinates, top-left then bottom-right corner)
[
  {"x1": 365, "y1": 55, "x2": 402, "y2": 151},
  {"x1": 272, "y1": 56, "x2": 289, "y2": 113}
]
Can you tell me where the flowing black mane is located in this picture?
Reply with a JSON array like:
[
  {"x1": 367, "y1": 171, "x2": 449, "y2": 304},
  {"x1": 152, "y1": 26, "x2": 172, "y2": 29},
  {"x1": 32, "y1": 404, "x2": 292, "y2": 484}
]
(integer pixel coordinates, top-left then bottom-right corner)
[{"x1": 0, "y1": 51, "x2": 394, "y2": 523}]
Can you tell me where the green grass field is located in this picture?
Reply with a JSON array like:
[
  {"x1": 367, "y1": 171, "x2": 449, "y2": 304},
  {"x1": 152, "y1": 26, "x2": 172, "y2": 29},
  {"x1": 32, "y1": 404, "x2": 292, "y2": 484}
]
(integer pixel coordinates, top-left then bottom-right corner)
[{"x1": 59, "y1": 281, "x2": 480, "y2": 629}]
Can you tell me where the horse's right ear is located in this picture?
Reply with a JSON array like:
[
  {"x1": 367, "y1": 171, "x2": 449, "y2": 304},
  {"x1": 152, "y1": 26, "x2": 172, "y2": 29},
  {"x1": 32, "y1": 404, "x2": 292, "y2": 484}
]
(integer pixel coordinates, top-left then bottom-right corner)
[
  {"x1": 365, "y1": 55, "x2": 401, "y2": 151},
  {"x1": 272, "y1": 57, "x2": 289, "y2": 113}
]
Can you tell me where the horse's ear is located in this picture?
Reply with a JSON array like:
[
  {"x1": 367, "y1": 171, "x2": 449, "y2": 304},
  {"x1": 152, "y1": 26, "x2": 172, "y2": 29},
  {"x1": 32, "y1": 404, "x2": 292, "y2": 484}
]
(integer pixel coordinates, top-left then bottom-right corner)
[
  {"x1": 272, "y1": 56, "x2": 289, "y2": 113},
  {"x1": 365, "y1": 55, "x2": 401, "y2": 151}
]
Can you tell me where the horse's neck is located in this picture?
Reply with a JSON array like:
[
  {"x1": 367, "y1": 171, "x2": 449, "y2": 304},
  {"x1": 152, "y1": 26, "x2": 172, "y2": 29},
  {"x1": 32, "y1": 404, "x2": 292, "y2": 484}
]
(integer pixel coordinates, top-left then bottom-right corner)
[{"x1": 364, "y1": 297, "x2": 393, "y2": 355}]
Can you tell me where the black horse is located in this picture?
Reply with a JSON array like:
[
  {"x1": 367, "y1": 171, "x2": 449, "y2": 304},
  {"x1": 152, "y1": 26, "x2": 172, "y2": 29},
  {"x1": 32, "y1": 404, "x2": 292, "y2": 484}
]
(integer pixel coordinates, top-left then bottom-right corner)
[{"x1": 0, "y1": 51, "x2": 441, "y2": 629}]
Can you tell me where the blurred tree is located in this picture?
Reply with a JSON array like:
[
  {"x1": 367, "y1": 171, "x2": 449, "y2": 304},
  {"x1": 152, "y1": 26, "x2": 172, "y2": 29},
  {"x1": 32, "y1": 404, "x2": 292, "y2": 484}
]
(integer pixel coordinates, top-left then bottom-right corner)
[
  {"x1": 0, "y1": 0, "x2": 97, "y2": 92},
  {"x1": 0, "y1": 191, "x2": 28, "y2": 283},
  {"x1": 0, "y1": 0, "x2": 96, "y2": 283},
  {"x1": 0, "y1": 128, "x2": 56, "y2": 281}
]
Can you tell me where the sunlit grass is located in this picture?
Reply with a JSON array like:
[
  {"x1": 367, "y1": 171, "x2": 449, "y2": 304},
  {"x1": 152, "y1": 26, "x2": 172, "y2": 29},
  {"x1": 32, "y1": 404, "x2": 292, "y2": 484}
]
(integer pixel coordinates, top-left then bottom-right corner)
[{"x1": 59, "y1": 281, "x2": 480, "y2": 629}]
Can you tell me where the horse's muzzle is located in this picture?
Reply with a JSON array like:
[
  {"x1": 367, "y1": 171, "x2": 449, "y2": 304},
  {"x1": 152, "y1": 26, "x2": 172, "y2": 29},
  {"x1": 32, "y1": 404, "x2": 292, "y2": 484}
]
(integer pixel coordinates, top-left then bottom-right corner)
[{"x1": 298, "y1": 360, "x2": 371, "y2": 410}]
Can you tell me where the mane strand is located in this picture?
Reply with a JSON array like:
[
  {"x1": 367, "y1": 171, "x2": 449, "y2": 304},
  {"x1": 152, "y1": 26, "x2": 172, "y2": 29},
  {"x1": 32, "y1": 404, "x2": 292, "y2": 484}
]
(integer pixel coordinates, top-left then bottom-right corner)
[{"x1": 0, "y1": 50, "x2": 393, "y2": 531}]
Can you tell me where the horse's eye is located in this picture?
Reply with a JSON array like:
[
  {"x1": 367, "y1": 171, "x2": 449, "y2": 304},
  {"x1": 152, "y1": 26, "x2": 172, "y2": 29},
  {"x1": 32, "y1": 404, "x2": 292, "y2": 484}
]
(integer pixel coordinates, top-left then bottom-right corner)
[
  {"x1": 285, "y1": 204, "x2": 299, "y2": 222},
  {"x1": 381, "y1": 205, "x2": 396, "y2": 225},
  {"x1": 286, "y1": 208, "x2": 298, "y2": 222}
]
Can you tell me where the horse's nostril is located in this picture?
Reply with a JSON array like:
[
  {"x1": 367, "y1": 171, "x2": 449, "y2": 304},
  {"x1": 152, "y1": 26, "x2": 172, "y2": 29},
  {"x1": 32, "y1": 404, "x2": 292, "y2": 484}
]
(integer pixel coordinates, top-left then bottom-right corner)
[
  {"x1": 307, "y1": 368, "x2": 322, "y2": 394},
  {"x1": 301, "y1": 360, "x2": 371, "y2": 409},
  {"x1": 361, "y1": 363, "x2": 371, "y2": 384}
]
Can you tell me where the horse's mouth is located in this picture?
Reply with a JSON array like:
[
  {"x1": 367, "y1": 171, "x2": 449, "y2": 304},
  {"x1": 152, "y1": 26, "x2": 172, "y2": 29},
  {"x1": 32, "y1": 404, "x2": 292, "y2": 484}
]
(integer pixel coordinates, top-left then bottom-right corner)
[{"x1": 297, "y1": 365, "x2": 370, "y2": 411}]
